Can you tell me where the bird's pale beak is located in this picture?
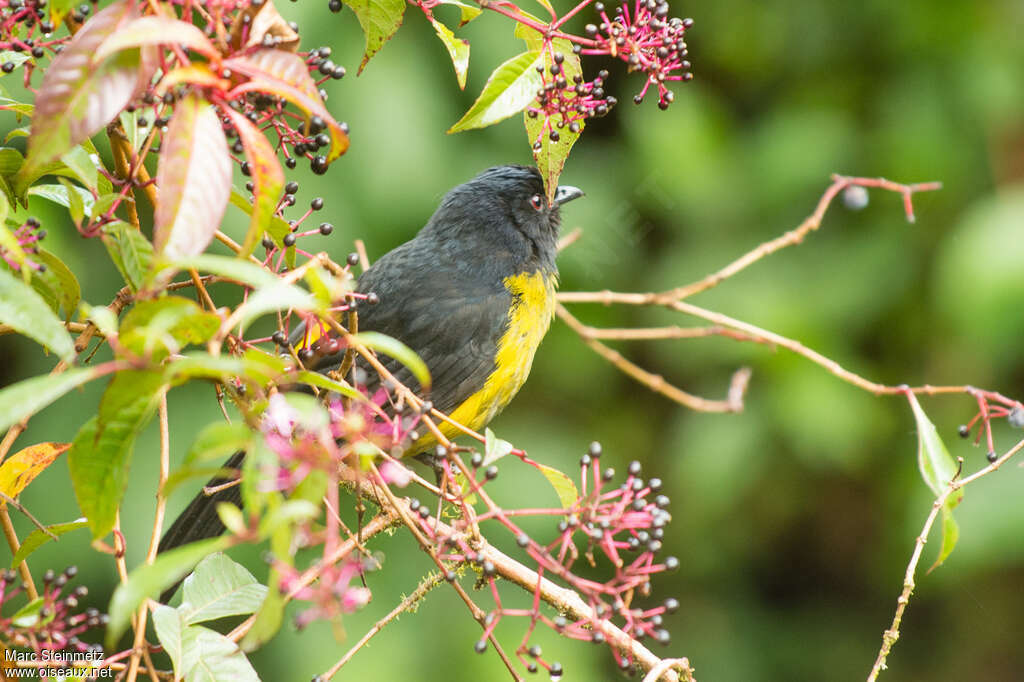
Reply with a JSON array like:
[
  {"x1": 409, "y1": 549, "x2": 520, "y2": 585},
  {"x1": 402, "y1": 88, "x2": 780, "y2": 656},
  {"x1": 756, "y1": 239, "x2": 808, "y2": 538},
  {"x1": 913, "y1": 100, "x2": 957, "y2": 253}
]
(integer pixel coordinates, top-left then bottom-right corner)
[{"x1": 553, "y1": 185, "x2": 584, "y2": 206}]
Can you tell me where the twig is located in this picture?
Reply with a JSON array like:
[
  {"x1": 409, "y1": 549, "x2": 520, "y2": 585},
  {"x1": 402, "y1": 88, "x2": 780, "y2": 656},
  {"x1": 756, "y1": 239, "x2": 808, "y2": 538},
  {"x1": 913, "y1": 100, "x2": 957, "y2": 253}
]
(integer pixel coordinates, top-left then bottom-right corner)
[
  {"x1": 867, "y1": 436, "x2": 1024, "y2": 681},
  {"x1": 0, "y1": 493, "x2": 56, "y2": 539},
  {"x1": 556, "y1": 303, "x2": 746, "y2": 413},
  {"x1": 321, "y1": 571, "x2": 445, "y2": 679},
  {"x1": 556, "y1": 226, "x2": 583, "y2": 251},
  {"x1": 0, "y1": 506, "x2": 37, "y2": 600},
  {"x1": 354, "y1": 239, "x2": 370, "y2": 272},
  {"x1": 642, "y1": 658, "x2": 695, "y2": 682}
]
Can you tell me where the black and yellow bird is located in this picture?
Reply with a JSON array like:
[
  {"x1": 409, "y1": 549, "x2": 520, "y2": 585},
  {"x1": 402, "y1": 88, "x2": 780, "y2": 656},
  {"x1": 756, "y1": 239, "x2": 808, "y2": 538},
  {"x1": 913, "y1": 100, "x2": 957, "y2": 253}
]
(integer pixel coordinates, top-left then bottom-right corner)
[{"x1": 158, "y1": 165, "x2": 583, "y2": 558}]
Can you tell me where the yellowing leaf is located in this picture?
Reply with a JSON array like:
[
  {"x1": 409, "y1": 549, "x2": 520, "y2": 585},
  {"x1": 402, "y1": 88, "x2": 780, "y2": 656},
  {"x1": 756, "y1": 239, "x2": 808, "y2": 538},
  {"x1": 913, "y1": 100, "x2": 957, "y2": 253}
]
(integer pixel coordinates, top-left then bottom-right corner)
[
  {"x1": 0, "y1": 442, "x2": 70, "y2": 500},
  {"x1": 431, "y1": 19, "x2": 470, "y2": 90}
]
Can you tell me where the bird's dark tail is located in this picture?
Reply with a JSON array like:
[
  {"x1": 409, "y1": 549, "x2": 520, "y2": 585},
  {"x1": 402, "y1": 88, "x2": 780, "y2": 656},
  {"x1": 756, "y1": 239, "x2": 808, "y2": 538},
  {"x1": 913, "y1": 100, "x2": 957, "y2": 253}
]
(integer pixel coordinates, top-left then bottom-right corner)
[{"x1": 157, "y1": 450, "x2": 246, "y2": 601}]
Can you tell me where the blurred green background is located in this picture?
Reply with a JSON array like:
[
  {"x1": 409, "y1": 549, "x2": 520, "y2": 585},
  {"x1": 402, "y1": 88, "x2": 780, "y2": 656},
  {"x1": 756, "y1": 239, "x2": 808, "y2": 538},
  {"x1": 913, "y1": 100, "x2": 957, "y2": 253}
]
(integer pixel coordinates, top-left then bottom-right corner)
[{"x1": 4, "y1": 0, "x2": 1024, "y2": 680}]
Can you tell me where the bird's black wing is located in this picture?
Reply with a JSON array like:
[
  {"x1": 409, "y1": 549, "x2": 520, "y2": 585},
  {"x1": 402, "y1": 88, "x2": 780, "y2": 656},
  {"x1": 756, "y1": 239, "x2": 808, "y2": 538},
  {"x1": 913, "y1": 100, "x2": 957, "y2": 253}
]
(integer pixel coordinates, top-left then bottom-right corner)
[{"x1": 315, "y1": 239, "x2": 512, "y2": 416}]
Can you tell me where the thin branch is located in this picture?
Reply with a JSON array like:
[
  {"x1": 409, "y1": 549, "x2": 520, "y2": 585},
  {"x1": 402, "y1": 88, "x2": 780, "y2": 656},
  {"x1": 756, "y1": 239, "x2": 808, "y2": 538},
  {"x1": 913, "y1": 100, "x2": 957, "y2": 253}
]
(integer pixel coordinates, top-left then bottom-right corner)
[
  {"x1": 321, "y1": 571, "x2": 445, "y2": 679},
  {"x1": 556, "y1": 303, "x2": 747, "y2": 413},
  {"x1": 867, "y1": 436, "x2": 1024, "y2": 681},
  {"x1": 0, "y1": 493, "x2": 56, "y2": 539},
  {"x1": 0, "y1": 505, "x2": 38, "y2": 600}
]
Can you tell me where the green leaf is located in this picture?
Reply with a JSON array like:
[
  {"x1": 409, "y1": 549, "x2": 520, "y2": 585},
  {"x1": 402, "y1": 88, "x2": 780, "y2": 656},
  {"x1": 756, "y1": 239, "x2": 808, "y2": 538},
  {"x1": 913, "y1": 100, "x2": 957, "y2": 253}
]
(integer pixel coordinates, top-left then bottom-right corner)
[
  {"x1": 179, "y1": 553, "x2": 268, "y2": 625},
  {"x1": 118, "y1": 296, "x2": 220, "y2": 359},
  {"x1": 119, "y1": 109, "x2": 143, "y2": 154},
  {"x1": 152, "y1": 604, "x2": 185, "y2": 674},
  {"x1": 239, "y1": 581, "x2": 283, "y2": 651},
  {"x1": 907, "y1": 392, "x2": 964, "y2": 570},
  {"x1": 436, "y1": 0, "x2": 482, "y2": 26},
  {"x1": 80, "y1": 302, "x2": 119, "y2": 339},
  {"x1": 58, "y1": 177, "x2": 85, "y2": 225},
  {"x1": 237, "y1": 280, "x2": 317, "y2": 331},
  {"x1": 60, "y1": 145, "x2": 99, "y2": 192},
  {"x1": 185, "y1": 422, "x2": 253, "y2": 465},
  {"x1": 222, "y1": 108, "x2": 285, "y2": 258},
  {"x1": 69, "y1": 370, "x2": 164, "y2": 539},
  {"x1": 0, "y1": 266, "x2": 75, "y2": 361},
  {"x1": 154, "y1": 94, "x2": 231, "y2": 261},
  {"x1": 101, "y1": 221, "x2": 154, "y2": 292},
  {"x1": 229, "y1": 187, "x2": 292, "y2": 248},
  {"x1": 430, "y1": 18, "x2": 470, "y2": 90},
  {"x1": 106, "y1": 536, "x2": 230, "y2": 648},
  {"x1": 483, "y1": 427, "x2": 514, "y2": 466},
  {"x1": 516, "y1": 31, "x2": 585, "y2": 198},
  {"x1": 350, "y1": 331, "x2": 431, "y2": 390},
  {"x1": 90, "y1": 192, "x2": 127, "y2": 221},
  {"x1": 11, "y1": 518, "x2": 88, "y2": 567},
  {"x1": 257, "y1": 499, "x2": 318, "y2": 538},
  {"x1": 180, "y1": 625, "x2": 260, "y2": 682},
  {"x1": 291, "y1": 370, "x2": 364, "y2": 401},
  {"x1": 28, "y1": 182, "x2": 95, "y2": 216},
  {"x1": 448, "y1": 50, "x2": 542, "y2": 133},
  {"x1": 0, "y1": 51, "x2": 31, "y2": 71},
  {"x1": 217, "y1": 502, "x2": 247, "y2": 535},
  {"x1": 537, "y1": 462, "x2": 579, "y2": 509},
  {"x1": 32, "y1": 248, "x2": 81, "y2": 319},
  {"x1": 0, "y1": 367, "x2": 102, "y2": 434},
  {"x1": 347, "y1": 0, "x2": 407, "y2": 73},
  {"x1": 18, "y1": 1, "x2": 149, "y2": 193},
  {"x1": 180, "y1": 253, "x2": 279, "y2": 289},
  {"x1": 0, "y1": 146, "x2": 24, "y2": 176}
]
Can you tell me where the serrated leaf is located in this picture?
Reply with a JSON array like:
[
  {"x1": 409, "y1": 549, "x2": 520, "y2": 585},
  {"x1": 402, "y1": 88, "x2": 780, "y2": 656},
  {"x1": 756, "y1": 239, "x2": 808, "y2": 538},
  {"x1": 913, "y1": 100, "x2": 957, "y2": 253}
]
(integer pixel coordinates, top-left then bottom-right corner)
[
  {"x1": 348, "y1": 0, "x2": 407, "y2": 73},
  {"x1": 0, "y1": 441, "x2": 70, "y2": 500},
  {"x1": 222, "y1": 108, "x2": 284, "y2": 258},
  {"x1": 90, "y1": 192, "x2": 128, "y2": 221},
  {"x1": 430, "y1": 19, "x2": 470, "y2": 90},
  {"x1": 154, "y1": 94, "x2": 230, "y2": 261},
  {"x1": 0, "y1": 367, "x2": 102, "y2": 434},
  {"x1": 237, "y1": 280, "x2": 317, "y2": 332},
  {"x1": 101, "y1": 220, "x2": 153, "y2": 292},
  {"x1": 180, "y1": 552, "x2": 268, "y2": 624},
  {"x1": 907, "y1": 392, "x2": 964, "y2": 571},
  {"x1": 95, "y1": 16, "x2": 219, "y2": 62},
  {"x1": 32, "y1": 249, "x2": 81, "y2": 320},
  {"x1": 11, "y1": 518, "x2": 88, "y2": 567},
  {"x1": 0, "y1": 265, "x2": 75, "y2": 360},
  {"x1": 448, "y1": 50, "x2": 542, "y2": 133},
  {"x1": 0, "y1": 146, "x2": 23, "y2": 176},
  {"x1": 107, "y1": 536, "x2": 230, "y2": 648},
  {"x1": 69, "y1": 370, "x2": 164, "y2": 539},
  {"x1": 19, "y1": 0, "x2": 149, "y2": 191},
  {"x1": 483, "y1": 427, "x2": 514, "y2": 466},
  {"x1": 350, "y1": 330, "x2": 431, "y2": 390},
  {"x1": 537, "y1": 462, "x2": 579, "y2": 509},
  {"x1": 225, "y1": 50, "x2": 349, "y2": 163}
]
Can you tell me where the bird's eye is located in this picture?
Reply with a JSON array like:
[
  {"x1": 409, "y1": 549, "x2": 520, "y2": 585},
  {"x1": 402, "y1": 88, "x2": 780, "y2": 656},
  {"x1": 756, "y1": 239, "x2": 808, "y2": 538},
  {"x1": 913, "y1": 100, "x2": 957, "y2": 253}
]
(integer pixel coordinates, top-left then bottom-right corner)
[{"x1": 530, "y1": 194, "x2": 544, "y2": 211}]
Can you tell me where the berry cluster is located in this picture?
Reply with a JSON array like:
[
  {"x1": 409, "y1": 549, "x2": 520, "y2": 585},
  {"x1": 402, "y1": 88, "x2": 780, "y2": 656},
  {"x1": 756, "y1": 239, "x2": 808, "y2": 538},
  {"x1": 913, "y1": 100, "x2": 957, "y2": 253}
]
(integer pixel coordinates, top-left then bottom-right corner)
[
  {"x1": 582, "y1": 0, "x2": 693, "y2": 108},
  {"x1": 0, "y1": 0, "x2": 74, "y2": 82},
  {"x1": 527, "y1": 56, "x2": 617, "y2": 146},
  {"x1": 0, "y1": 216, "x2": 46, "y2": 271},
  {"x1": 957, "y1": 389, "x2": 1024, "y2": 462},
  {"x1": 0, "y1": 566, "x2": 106, "y2": 657},
  {"x1": 408, "y1": 442, "x2": 680, "y2": 675}
]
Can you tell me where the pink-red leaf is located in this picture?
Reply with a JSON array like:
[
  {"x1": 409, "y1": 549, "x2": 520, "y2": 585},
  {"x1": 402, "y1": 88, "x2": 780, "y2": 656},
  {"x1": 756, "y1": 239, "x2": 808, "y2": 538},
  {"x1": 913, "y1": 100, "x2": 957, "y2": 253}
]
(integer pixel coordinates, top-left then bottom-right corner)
[
  {"x1": 19, "y1": 0, "x2": 149, "y2": 189},
  {"x1": 225, "y1": 50, "x2": 350, "y2": 163},
  {"x1": 95, "y1": 16, "x2": 220, "y2": 62},
  {"x1": 153, "y1": 95, "x2": 231, "y2": 261},
  {"x1": 222, "y1": 108, "x2": 285, "y2": 258}
]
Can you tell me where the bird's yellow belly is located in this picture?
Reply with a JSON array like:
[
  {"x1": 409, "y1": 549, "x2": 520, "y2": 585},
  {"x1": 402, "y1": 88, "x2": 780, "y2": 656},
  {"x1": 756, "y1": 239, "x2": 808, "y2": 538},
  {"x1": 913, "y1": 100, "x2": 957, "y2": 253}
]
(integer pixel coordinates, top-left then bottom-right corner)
[{"x1": 438, "y1": 269, "x2": 556, "y2": 440}]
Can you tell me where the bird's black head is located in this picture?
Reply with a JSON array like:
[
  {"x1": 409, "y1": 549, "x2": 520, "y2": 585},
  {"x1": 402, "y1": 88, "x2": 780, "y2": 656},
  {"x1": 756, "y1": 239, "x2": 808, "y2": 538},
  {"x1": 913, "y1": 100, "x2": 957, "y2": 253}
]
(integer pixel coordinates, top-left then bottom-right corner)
[{"x1": 422, "y1": 165, "x2": 583, "y2": 273}]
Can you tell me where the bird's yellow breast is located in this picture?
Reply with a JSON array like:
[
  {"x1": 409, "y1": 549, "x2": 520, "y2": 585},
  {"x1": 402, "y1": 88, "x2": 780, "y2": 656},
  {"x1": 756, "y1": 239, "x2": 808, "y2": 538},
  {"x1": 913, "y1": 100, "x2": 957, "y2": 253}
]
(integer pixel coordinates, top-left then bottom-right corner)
[{"x1": 439, "y1": 269, "x2": 556, "y2": 439}]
